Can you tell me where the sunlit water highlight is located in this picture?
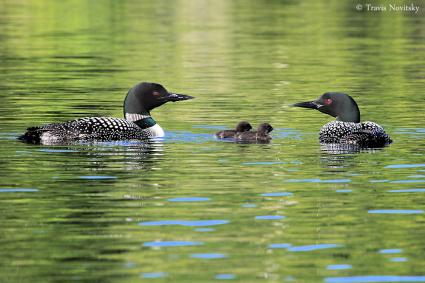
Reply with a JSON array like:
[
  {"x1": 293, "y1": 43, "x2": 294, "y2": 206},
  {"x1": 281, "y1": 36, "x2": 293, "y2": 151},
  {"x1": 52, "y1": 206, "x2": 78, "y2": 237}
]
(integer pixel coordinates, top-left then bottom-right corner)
[{"x1": 139, "y1": 220, "x2": 229, "y2": 227}]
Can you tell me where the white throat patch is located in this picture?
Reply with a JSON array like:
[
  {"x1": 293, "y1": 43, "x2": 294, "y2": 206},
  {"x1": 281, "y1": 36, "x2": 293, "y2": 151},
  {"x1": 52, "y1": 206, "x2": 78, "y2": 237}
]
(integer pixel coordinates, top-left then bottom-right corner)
[
  {"x1": 125, "y1": 113, "x2": 151, "y2": 122},
  {"x1": 125, "y1": 113, "x2": 164, "y2": 137}
]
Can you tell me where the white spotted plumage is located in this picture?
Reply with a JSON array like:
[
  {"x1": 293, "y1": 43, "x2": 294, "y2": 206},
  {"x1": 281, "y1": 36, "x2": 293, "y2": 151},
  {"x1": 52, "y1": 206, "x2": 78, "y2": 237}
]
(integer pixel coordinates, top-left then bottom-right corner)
[
  {"x1": 37, "y1": 117, "x2": 162, "y2": 144},
  {"x1": 319, "y1": 121, "x2": 391, "y2": 147}
]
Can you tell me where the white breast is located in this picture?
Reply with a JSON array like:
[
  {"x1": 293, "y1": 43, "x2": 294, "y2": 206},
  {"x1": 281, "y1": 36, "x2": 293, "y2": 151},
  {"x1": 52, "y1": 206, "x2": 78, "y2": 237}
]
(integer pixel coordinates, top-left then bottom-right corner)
[{"x1": 147, "y1": 124, "x2": 165, "y2": 137}]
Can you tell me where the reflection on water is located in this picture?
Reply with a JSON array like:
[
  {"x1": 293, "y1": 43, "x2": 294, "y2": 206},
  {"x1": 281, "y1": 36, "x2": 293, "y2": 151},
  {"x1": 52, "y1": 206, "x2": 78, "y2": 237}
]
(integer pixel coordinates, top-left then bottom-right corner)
[
  {"x1": 0, "y1": 188, "x2": 38, "y2": 192},
  {"x1": 140, "y1": 272, "x2": 167, "y2": 279},
  {"x1": 379, "y1": 249, "x2": 403, "y2": 254},
  {"x1": 190, "y1": 253, "x2": 227, "y2": 259},
  {"x1": 287, "y1": 244, "x2": 342, "y2": 252},
  {"x1": 327, "y1": 264, "x2": 352, "y2": 270},
  {"x1": 255, "y1": 215, "x2": 285, "y2": 220},
  {"x1": 388, "y1": 188, "x2": 425, "y2": 193},
  {"x1": 325, "y1": 276, "x2": 425, "y2": 283},
  {"x1": 261, "y1": 192, "x2": 293, "y2": 197},
  {"x1": 167, "y1": 197, "x2": 211, "y2": 202},
  {"x1": 268, "y1": 243, "x2": 292, "y2": 249},
  {"x1": 139, "y1": 220, "x2": 229, "y2": 227},
  {"x1": 215, "y1": 274, "x2": 236, "y2": 280},
  {"x1": 390, "y1": 257, "x2": 408, "y2": 262},
  {"x1": 143, "y1": 241, "x2": 204, "y2": 247},
  {"x1": 368, "y1": 210, "x2": 424, "y2": 214},
  {"x1": 1, "y1": 0, "x2": 424, "y2": 282}
]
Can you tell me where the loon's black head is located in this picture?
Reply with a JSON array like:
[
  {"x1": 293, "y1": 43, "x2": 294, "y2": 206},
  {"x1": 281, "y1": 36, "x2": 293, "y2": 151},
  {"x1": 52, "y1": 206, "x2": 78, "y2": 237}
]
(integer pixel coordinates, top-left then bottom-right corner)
[
  {"x1": 292, "y1": 92, "x2": 360, "y2": 123},
  {"x1": 124, "y1": 82, "x2": 193, "y2": 116},
  {"x1": 257, "y1": 123, "x2": 273, "y2": 135},
  {"x1": 235, "y1": 121, "x2": 252, "y2": 132}
]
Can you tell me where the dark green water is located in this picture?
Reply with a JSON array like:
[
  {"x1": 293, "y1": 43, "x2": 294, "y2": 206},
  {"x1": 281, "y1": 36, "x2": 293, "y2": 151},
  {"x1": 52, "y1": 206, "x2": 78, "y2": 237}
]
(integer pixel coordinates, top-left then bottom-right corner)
[{"x1": 0, "y1": 1, "x2": 424, "y2": 282}]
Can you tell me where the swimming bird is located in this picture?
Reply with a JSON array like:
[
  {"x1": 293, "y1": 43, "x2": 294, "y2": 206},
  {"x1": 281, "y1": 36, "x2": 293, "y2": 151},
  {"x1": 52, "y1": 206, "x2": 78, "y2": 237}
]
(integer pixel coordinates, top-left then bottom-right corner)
[
  {"x1": 215, "y1": 121, "x2": 252, "y2": 139},
  {"x1": 292, "y1": 92, "x2": 392, "y2": 148},
  {"x1": 18, "y1": 82, "x2": 194, "y2": 144},
  {"x1": 235, "y1": 123, "x2": 273, "y2": 143}
]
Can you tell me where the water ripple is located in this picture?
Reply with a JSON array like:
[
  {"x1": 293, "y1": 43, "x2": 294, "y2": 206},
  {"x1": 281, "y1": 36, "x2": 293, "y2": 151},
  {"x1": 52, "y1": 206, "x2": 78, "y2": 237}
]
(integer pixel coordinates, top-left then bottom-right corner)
[
  {"x1": 268, "y1": 243, "x2": 292, "y2": 249},
  {"x1": 167, "y1": 197, "x2": 210, "y2": 202},
  {"x1": 0, "y1": 188, "x2": 38, "y2": 193},
  {"x1": 241, "y1": 204, "x2": 257, "y2": 208},
  {"x1": 390, "y1": 180, "x2": 425, "y2": 184},
  {"x1": 288, "y1": 244, "x2": 342, "y2": 252},
  {"x1": 194, "y1": 228, "x2": 215, "y2": 232},
  {"x1": 390, "y1": 257, "x2": 407, "y2": 262},
  {"x1": 336, "y1": 189, "x2": 352, "y2": 193},
  {"x1": 409, "y1": 175, "x2": 425, "y2": 178},
  {"x1": 192, "y1": 125, "x2": 226, "y2": 130},
  {"x1": 325, "y1": 275, "x2": 425, "y2": 283},
  {"x1": 215, "y1": 274, "x2": 236, "y2": 280},
  {"x1": 368, "y1": 210, "x2": 424, "y2": 214},
  {"x1": 387, "y1": 189, "x2": 425, "y2": 193},
  {"x1": 261, "y1": 192, "x2": 293, "y2": 197},
  {"x1": 38, "y1": 149, "x2": 79, "y2": 153},
  {"x1": 385, "y1": 164, "x2": 425, "y2": 169},
  {"x1": 255, "y1": 215, "x2": 285, "y2": 220},
  {"x1": 190, "y1": 253, "x2": 227, "y2": 259},
  {"x1": 79, "y1": 175, "x2": 117, "y2": 180},
  {"x1": 286, "y1": 179, "x2": 350, "y2": 183},
  {"x1": 164, "y1": 131, "x2": 213, "y2": 143},
  {"x1": 140, "y1": 272, "x2": 167, "y2": 278},
  {"x1": 139, "y1": 220, "x2": 229, "y2": 227},
  {"x1": 143, "y1": 241, "x2": 203, "y2": 247},
  {"x1": 379, "y1": 249, "x2": 403, "y2": 254},
  {"x1": 327, "y1": 264, "x2": 352, "y2": 270},
  {"x1": 243, "y1": 161, "x2": 285, "y2": 165}
]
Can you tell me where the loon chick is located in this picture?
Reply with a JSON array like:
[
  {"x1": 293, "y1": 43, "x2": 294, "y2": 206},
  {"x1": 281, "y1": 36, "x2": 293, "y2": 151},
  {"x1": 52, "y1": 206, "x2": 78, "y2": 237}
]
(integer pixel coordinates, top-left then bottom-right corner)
[
  {"x1": 293, "y1": 92, "x2": 392, "y2": 148},
  {"x1": 19, "y1": 82, "x2": 193, "y2": 145},
  {"x1": 215, "y1": 121, "x2": 252, "y2": 139},
  {"x1": 235, "y1": 123, "x2": 273, "y2": 143}
]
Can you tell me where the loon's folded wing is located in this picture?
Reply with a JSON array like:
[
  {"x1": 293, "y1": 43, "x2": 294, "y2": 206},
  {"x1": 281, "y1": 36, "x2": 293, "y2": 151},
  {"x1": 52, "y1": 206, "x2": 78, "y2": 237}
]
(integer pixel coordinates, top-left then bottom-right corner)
[{"x1": 340, "y1": 130, "x2": 391, "y2": 148}]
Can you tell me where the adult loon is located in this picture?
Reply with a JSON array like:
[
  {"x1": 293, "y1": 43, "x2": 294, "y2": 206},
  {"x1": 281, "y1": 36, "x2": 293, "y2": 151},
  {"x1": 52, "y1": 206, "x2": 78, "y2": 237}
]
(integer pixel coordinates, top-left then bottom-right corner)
[
  {"x1": 235, "y1": 123, "x2": 273, "y2": 143},
  {"x1": 215, "y1": 121, "x2": 252, "y2": 139},
  {"x1": 18, "y1": 82, "x2": 193, "y2": 145},
  {"x1": 293, "y1": 92, "x2": 392, "y2": 148}
]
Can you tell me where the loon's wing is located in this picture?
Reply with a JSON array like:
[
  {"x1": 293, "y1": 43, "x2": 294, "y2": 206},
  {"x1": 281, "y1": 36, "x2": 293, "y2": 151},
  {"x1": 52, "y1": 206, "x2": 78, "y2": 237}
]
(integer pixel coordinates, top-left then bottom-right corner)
[
  {"x1": 18, "y1": 121, "x2": 76, "y2": 144},
  {"x1": 18, "y1": 117, "x2": 147, "y2": 145},
  {"x1": 340, "y1": 130, "x2": 391, "y2": 148}
]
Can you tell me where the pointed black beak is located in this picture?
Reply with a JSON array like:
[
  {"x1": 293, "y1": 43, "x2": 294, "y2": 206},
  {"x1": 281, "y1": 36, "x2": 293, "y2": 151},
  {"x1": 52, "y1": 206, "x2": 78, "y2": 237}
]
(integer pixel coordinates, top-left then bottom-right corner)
[
  {"x1": 292, "y1": 101, "x2": 321, "y2": 109},
  {"x1": 163, "y1": 92, "x2": 194, "y2": 102}
]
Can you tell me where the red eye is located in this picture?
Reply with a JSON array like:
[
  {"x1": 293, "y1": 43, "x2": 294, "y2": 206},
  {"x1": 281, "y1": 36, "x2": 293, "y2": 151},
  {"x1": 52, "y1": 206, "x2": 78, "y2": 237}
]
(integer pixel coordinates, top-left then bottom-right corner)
[
  {"x1": 324, "y1": 98, "x2": 332, "y2": 105},
  {"x1": 152, "y1": 91, "x2": 161, "y2": 96}
]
